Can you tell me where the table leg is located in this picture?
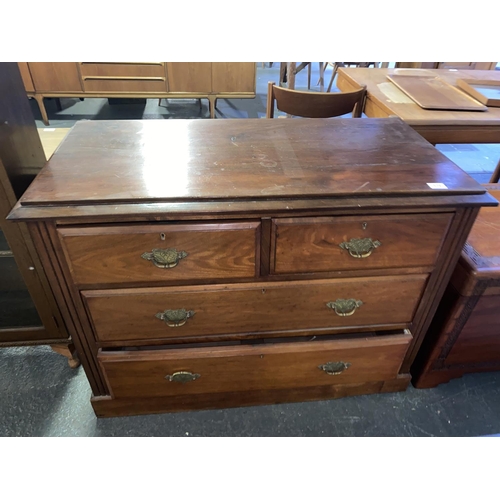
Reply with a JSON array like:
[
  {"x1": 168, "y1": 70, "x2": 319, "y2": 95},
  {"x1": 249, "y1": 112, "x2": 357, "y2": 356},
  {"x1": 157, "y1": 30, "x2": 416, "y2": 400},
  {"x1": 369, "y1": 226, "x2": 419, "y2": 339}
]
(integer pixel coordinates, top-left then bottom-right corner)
[
  {"x1": 490, "y1": 157, "x2": 500, "y2": 183},
  {"x1": 34, "y1": 94, "x2": 49, "y2": 125}
]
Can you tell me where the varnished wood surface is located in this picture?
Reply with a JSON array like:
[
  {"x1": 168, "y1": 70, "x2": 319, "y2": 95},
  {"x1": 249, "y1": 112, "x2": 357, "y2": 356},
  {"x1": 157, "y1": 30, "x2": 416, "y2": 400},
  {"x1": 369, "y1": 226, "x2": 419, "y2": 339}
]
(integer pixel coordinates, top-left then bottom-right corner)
[
  {"x1": 83, "y1": 79, "x2": 167, "y2": 93},
  {"x1": 58, "y1": 222, "x2": 260, "y2": 285},
  {"x1": 17, "y1": 62, "x2": 34, "y2": 92},
  {"x1": 461, "y1": 185, "x2": 500, "y2": 276},
  {"x1": 166, "y1": 63, "x2": 212, "y2": 93},
  {"x1": 17, "y1": 118, "x2": 485, "y2": 209},
  {"x1": 98, "y1": 333, "x2": 410, "y2": 399},
  {"x1": 79, "y1": 63, "x2": 165, "y2": 79},
  {"x1": 337, "y1": 68, "x2": 500, "y2": 127},
  {"x1": 272, "y1": 213, "x2": 452, "y2": 274},
  {"x1": 92, "y1": 376, "x2": 411, "y2": 417},
  {"x1": 28, "y1": 62, "x2": 82, "y2": 92},
  {"x1": 212, "y1": 63, "x2": 255, "y2": 93},
  {"x1": 386, "y1": 75, "x2": 487, "y2": 111},
  {"x1": 83, "y1": 275, "x2": 426, "y2": 342}
]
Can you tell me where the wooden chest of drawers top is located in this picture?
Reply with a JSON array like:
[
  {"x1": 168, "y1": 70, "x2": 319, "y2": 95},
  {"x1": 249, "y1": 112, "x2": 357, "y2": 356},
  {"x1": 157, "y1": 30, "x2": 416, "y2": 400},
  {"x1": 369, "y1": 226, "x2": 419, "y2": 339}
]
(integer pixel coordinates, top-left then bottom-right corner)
[{"x1": 13, "y1": 118, "x2": 489, "y2": 215}]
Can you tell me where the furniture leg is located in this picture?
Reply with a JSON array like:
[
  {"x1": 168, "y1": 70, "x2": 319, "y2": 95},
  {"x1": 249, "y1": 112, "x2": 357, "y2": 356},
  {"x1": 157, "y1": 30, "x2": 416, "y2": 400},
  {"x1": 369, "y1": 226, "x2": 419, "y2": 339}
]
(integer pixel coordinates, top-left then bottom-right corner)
[
  {"x1": 327, "y1": 63, "x2": 339, "y2": 92},
  {"x1": 287, "y1": 62, "x2": 296, "y2": 90},
  {"x1": 51, "y1": 342, "x2": 81, "y2": 369},
  {"x1": 307, "y1": 63, "x2": 311, "y2": 90},
  {"x1": 208, "y1": 95, "x2": 217, "y2": 118},
  {"x1": 34, "y1": 94, "x2": 49, "y2": 125},
  {"x1": 490, "y1": 157, "x2": 500, "y2": 183},
  {"x1": 319, "y1": 62, "x2": 324, "y2": 91},
  {"x1": 279, "y1": 63, "x2": 287, "y2": 86}
]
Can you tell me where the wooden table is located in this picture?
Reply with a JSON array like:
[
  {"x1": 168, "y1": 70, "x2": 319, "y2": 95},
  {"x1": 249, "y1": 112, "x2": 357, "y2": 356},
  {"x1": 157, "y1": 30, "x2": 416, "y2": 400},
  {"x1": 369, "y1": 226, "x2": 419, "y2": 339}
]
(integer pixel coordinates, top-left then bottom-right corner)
[{"x1": 336, "y1": 68, "x2": 500, "y2": 145}]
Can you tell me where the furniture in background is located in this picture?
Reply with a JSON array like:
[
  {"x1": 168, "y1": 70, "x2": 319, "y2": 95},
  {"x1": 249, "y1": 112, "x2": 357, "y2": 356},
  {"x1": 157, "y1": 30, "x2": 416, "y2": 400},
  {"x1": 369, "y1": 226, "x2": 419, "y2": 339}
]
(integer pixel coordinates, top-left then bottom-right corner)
[
  {"x1": 279, "y1": 63, "x2": 325, "y2": 91},
  {"x1": 324, "y1": 63, "x2": 378, "y2": 92},
  {"x1": 412, "y1": 184, "x2": 500, "y2": 387},
  {"x1": 266, "y1": 82, "x2": 366, "y2": 118},
  {"x1": 18, "y1": 62, "x2": 257, "y2": 123},
  {"x1": 336, "y1": 68, "x2": 500, "y2": 145},
  {"x1": 0, "y1": 62, "x2": 78, "y2": 366},
  {"x1": 396, "y1": 62, "x2": 497, "y2": 70},
  {"x1": 8, "y1": 117, "x2": 495, "y2": 417}
]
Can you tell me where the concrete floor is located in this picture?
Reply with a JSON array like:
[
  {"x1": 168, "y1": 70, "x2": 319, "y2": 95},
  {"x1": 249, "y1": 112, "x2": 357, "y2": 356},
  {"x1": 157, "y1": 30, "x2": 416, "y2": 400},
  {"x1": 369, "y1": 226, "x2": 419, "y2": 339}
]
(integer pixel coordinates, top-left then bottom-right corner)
[{"x1": 1, "y1": 63, "x2": 500, "y2": 436}]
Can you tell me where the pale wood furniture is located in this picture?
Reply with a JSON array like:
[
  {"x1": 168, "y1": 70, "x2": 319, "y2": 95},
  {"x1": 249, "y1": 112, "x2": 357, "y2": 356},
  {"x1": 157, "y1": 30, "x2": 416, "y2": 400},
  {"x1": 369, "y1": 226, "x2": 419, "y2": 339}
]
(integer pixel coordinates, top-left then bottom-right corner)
[
  {"x1": 456, "y1": 79, "x2": 500, "y2": 107},
  {"x1": 279, "y1": 63, "x2": 325, "y2": 91},
  {"x1": 396, "y1": 62, "x2": 497, "y2": 70},
  {"x1": 336, "y1": 68, "x2": 500, "y2": 144},
  {"x1": 266, "y1": 82, "x2": 366, "y2": 118},
  {"x1": 8, "y1": 117, "x2": 495, "y2": 417},
  {"x1": 412, "y1": 184, "x2": 500, "y2": 387},
  {"x1": 324, "y1": 63, "x2": 378, "y2": 92},
  {"x1": 386, "y1": 74, "x2": 487, "y2": 111},
  {"x1": 18, "y1": 62, "x2": 257, "y2": 123},
  {"x1": 0, "y1": 62, "x2": 78, "y2": 366}
]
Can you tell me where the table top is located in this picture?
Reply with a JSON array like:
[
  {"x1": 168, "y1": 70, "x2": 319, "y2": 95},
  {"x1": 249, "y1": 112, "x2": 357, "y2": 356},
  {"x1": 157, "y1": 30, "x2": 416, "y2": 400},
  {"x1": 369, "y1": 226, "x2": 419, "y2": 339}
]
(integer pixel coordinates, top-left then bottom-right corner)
[
  {"x1": 15, "y1": 118, "x2": 488, "y2": 210},
  {"x1": 337, "y1": 68, "x2": 500, "y2": 127}
]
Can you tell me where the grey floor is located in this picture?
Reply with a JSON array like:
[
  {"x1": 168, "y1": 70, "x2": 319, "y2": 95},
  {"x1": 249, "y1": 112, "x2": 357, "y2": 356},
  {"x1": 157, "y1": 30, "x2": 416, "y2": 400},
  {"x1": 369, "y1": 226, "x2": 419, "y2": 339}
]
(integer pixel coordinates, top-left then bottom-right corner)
[{"x1": 2, "y1": 63, "x2": 499, "y2": 436}]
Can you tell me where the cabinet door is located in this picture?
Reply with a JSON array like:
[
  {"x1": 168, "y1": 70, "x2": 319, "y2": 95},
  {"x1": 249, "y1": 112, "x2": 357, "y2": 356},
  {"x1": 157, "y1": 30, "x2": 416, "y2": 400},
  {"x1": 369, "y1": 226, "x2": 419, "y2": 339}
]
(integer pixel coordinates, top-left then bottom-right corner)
[
  {"x1": 166, "y1": 63, "x2": 212, "y2": 93},
  {"x1": 212, "y1": 63, "x2": 256, "y2": 93},
  {"x1": 17, "y1": 63, "x2": 34, "y2": 92},
  {"x1": 28, "y1": 62, "x2": 82, "y2": 92}
]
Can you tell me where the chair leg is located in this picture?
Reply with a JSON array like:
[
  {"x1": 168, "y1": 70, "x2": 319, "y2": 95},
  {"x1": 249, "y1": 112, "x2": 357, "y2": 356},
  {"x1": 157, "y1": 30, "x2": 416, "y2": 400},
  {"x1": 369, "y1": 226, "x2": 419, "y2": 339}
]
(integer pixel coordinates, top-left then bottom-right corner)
[
  {"x1": 279, "y1": 62, "x2": 287, "y2": 86},
  {"x1": 490, "y1": 157, "x2": 500, "y2": 183},
  {"x1": 266, "y1": 81, "x2": 275, "y2": 118},
  {"x1": 287, "y1": 62, "x2": 296, "y2": 90},
  {"x1": 327, "y1": 63, "x2": 339, "y2": 92},
  {"x1": 307, "y1": 63, "x2": 311, "y2": 90}
]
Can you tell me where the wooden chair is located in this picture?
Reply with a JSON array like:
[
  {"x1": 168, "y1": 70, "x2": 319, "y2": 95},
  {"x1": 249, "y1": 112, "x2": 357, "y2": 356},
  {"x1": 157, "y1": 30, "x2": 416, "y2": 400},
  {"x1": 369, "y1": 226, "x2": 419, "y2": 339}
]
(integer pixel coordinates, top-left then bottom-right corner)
[{"x1": 266, "y1": 81, "x2": 366, "y2": 119}]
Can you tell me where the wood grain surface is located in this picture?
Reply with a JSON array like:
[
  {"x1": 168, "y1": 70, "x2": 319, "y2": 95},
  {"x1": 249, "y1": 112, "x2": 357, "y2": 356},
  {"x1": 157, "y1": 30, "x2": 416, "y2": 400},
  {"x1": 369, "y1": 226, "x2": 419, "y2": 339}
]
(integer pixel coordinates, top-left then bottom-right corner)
[{"x1": 83, "y1": 275, "x2": 427, "y2": 342}]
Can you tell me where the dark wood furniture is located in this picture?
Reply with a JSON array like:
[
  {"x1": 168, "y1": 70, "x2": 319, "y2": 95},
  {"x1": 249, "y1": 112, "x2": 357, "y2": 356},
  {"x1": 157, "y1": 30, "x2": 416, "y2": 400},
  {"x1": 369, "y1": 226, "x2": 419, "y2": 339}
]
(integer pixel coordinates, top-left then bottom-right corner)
[
  {"x1": 0, "y1": 62, "x2": 78, "y2": 365},
  {"x1": 18, "y1": 62, "x2": 257, "y2": 123},
  {"x1": 8, "y1": 118, "x2": 495, "y2": 417},
  {"x1": 266, "y1": 82, "x2": 366, "y2": 118},
  {"x1": 412, "y1": 184, "x2": 500, "y2": 387}
]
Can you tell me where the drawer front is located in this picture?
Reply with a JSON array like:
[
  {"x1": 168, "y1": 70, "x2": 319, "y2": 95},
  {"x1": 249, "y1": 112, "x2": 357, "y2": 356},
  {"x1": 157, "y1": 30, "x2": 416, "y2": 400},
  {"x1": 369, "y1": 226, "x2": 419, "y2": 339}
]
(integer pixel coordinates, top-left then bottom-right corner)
[
  {"x1": 272, "y1": 214, "x2": 452, "y2": 274},
  {"x1": 83, "y1": 275, "x2": 427, "y2": 342},
  {"x1": 58, "y1": 222, "x2": 260, "y2": 285},
  {"x1": 80, "y1": 63, "x2": 165, "y2": 78},
  {"x1": 98, "y1": 333, "x2": 411, "y2": 398},
  {"x1": 82, "y1": 78, "x2": 167, "y2": 93}
]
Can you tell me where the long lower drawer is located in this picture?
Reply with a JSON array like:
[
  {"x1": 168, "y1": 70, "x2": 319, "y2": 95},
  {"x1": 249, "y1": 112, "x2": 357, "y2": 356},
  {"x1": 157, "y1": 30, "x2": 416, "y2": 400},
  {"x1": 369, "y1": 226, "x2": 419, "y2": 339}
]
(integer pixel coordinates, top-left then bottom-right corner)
[
  {"x1": 83, "y1": 275, "x2": 427, "y2": 342},
  {"x1": 98, "y1": 331, "x2": 412, "y2": 398},
  {"x1": 82, "y1": 79, "x2": 167, "y2": 93}
]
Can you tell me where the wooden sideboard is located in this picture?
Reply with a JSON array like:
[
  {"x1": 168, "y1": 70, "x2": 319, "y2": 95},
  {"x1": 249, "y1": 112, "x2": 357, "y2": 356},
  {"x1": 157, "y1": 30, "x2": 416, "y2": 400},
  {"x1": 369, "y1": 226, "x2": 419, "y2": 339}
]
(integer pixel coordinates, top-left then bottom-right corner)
[
  {"x1": 18, "y1": 62, "x2": 256, "y2": 123},
  {"x1": 8, "y1": 118, "x2": 496, "y2": 417}
]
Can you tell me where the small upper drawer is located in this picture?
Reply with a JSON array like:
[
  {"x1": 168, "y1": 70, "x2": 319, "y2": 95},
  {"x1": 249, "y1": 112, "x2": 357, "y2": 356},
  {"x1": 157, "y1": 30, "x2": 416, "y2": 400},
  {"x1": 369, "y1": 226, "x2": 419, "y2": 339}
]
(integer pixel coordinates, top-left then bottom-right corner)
[
  {"x1": 98, "y1": 331, "x2": 412, "y2": 399},
  {"x1": 271, "y1": 213, "x2": 452, "y2": 274},
  {"x1": 57, "y1": 222, "x2": 260, "y2": 285},
  {"x1": 79, "y1": 63, "x2": 165, "y2": 78}
]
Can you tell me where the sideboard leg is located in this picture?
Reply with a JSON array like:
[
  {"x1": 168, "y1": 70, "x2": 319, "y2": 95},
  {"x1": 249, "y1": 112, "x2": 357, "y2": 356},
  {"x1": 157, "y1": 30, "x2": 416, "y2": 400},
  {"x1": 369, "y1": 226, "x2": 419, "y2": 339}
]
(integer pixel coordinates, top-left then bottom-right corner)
[
  {"x1": 489, "y1": 157, "x2": 500, "y2": 183},
  {"x1": 34, "y1": 94, "x2": 49, "y2": 125}
]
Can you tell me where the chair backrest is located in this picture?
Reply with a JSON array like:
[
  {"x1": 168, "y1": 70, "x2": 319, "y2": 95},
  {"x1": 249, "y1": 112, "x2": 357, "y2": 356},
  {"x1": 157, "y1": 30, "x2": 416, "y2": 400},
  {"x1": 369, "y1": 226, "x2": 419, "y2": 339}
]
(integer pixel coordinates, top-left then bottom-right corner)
[{"x1": 266, "y1": 82, "x2": 366, "y2": 119}]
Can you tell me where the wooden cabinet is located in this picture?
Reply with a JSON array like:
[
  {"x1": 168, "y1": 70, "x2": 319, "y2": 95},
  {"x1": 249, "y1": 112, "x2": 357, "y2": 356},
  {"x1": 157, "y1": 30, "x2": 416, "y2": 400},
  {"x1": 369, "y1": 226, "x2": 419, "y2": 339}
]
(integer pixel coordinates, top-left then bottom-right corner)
[
  {"x1": 412, "y1": 184, "x2": 500, "y2": 387},
  {"x1": 18, "y1": 62, "x2": 257, "y2": 123},
  {"x1": 8, "y1": 118, "x2": 495, "y2": 417},
  {"x1": 0, "y1": 62, "x2": 78, "y2": 366},
  {"x1": 396, "y1": 62, "x2": 497, "y2": 70}
]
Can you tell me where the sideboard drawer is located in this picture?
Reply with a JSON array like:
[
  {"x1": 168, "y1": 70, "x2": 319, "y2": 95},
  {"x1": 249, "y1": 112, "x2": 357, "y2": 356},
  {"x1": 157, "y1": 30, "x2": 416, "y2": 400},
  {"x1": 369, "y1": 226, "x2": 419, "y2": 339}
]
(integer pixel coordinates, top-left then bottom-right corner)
[
  {"x1": 82, "y1": 79, "x2": 167, "y2": 93},
  {"x1": 98, "y1": 332, "x2": 412, "y2": 399},
  {"x1": 272, "y1": 214, "x2": 452, "y2": 274},
  {"x1": 83, "y1": 275, "x2": 427, "y2": 342},
  {"x1": 58, "y1": 222, "x2": 260, "y2": 285},
  {"x1": 80, "y1": 63, "x2": 165, "y2": 79}
]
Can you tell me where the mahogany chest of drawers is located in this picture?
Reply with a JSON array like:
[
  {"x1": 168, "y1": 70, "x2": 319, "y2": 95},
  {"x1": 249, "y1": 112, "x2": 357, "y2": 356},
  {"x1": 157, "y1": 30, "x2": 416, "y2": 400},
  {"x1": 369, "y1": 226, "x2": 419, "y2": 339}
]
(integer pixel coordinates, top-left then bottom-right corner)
[
  {"x1": 412, "y1": 184, "x2": 500, "y2": 387},
  {"x1": 9, "y1": 118, "x2": 495, "y2": 417}
]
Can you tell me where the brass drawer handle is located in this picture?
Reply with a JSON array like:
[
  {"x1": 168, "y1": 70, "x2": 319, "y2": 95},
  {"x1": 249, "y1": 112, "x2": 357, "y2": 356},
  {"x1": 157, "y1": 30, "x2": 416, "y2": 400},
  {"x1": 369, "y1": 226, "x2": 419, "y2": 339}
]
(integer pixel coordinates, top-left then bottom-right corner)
[
  {"x1": 141, "y1": 248, "x2": 188, "y2": 269},
  {"x1": 165, "y1": 371, "x2": 200, "y2": 383},
  {"x1": 319, "y1": 361, "x2": 351, "y2": 375},
  {"x1": 326, "y1": 299, "x2": 363, "y2": 316},
  {"x1": 156, "y1": 309, "x2": 195, "y2": 327},
  {"x1": 339, "y1": 238, "x2": 381, "y2": 258}
]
